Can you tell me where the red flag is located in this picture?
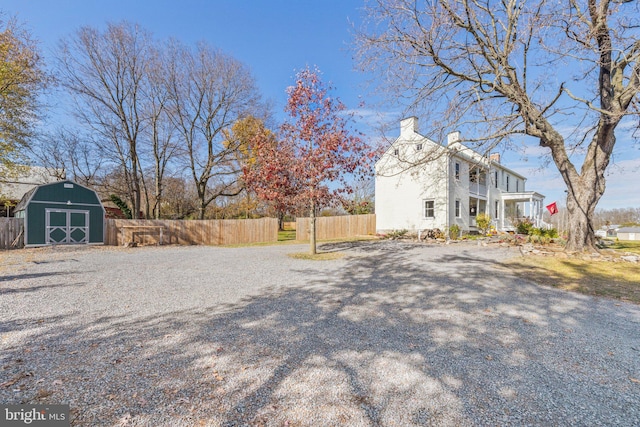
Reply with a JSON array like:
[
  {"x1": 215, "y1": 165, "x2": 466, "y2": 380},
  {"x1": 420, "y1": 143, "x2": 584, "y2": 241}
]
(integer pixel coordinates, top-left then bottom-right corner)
[{"x1": 546, "y1": 202, "x2": 558, "y2": 215}]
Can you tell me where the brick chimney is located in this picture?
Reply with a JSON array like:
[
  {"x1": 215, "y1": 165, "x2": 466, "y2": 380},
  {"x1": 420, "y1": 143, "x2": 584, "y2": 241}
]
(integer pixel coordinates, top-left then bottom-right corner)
[{"x1": 489, "y1": 153, "x2": 501, "y2": 164}]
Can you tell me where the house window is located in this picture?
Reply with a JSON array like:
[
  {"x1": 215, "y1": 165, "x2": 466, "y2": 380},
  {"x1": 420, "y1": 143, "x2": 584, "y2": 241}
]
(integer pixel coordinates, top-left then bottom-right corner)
[
  {"x1": 416, "y1": 143, "x2": 423, "y2": 151},
  {"x1": 424, "y1": 200, "x2": 435, "y2": 218},
  {"x1": 455, "y1": 200, "x2": 461, "y2": 218},
  {"x1": 495, "y1": 200, "x2": 499, "y2": 218},
  {"x1": 394, "y1": 148, "x2": 399, "y2": 156},
  {"x1": 494, "y1": 171, "x2": 498, "y2": 188},
  {"x1": 455, "y1": 162, "x2": 460, "y2": 180},
  {"x1": 506, "y1": 175, "x2": 510, "y2": 192},
  {"x1": 469, "y1": 168, "x2": 486, "y2": 185},
  {"x1": 516, "y1": 180, "x2": 519, "y2": 192}
]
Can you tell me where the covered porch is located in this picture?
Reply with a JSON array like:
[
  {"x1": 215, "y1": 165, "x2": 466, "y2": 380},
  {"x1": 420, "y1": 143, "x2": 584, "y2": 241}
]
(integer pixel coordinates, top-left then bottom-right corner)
[{"x1": 496, "y1": 192, "x2": 546, "y2": 232}]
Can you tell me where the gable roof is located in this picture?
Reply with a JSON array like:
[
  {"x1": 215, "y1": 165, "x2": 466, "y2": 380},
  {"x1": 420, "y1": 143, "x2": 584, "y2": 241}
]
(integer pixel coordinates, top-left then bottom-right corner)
[
  {"x1": 376, "y1": 117, "x2": 527, "y2": 180},
  {"x1": 14, "y1": 180, "x2": 103, "y2": 213}
]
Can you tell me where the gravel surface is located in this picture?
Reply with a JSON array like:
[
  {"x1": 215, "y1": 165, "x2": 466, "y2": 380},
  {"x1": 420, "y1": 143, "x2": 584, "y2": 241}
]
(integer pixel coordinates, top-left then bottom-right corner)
[{"x1": 1, "y1": 241, "x2": 639, "y2": 426}]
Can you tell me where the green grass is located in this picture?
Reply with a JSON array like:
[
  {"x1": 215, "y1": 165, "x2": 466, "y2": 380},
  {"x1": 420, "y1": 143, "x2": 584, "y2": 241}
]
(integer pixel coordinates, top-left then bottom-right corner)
[
  {"x1": 278, "y1": 230, "x2": 297, "y2": 241},
  {"x1": 607, "y1": 240, "x2": 640, "y2": 255}
]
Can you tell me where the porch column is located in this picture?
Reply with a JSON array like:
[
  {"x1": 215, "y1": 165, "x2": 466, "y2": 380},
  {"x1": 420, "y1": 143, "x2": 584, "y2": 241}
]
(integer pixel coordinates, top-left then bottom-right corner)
[{"x1": 538, "y1": 198, "x2": 543, "y2": 228}]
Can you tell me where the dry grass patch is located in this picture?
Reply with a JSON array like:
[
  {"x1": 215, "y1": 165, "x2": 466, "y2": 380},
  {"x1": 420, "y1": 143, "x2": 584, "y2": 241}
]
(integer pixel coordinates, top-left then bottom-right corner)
[
  {"x1": 504, "y1": 256, "x2": 640, "y2": 304},
  {"x1": 287, "y1": 251, "x2": 346, "y2": 261}
]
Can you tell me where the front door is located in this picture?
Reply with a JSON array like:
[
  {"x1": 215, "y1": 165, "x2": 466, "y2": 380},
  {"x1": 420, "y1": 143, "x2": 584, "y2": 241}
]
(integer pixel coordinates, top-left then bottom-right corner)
[{"x1": 46, "y1": 209, "x2": 90, "y2": 244}]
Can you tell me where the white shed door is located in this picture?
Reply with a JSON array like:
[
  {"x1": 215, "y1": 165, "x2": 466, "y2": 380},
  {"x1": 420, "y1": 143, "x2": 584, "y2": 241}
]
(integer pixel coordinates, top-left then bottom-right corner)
[{"x1": 46, "y1": 209, "x2": 89, "y2": 244}]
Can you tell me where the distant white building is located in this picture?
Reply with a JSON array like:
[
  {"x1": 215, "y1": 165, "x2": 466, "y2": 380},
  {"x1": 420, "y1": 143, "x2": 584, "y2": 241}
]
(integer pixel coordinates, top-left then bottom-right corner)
[
  {"x1": 0, "y1": 165, "x2": 63, "y2": 215},
  {"x1": 375, "y1": 117, "x2": 545, "y2": 235},
  {"x1": 617, "y1": 227, "x2": 640, "y2": 241}
]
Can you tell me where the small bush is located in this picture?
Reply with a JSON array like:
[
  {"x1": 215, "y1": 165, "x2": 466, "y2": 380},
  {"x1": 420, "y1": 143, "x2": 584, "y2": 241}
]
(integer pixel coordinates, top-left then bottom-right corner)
[
  {"x1": 476, "y1": 213, "x2": 492, "y2": 235},
  {"x1": 449, "y1": 224, "x2": 460, "y2": 240},
  {"x1": 386, "y1": 229, "x2": 408, "y2": 239},
  {"x1": 516, "y1": 218, "x2": 534, "y2": 235},
  {"x1": 529, "y1": 227, "x2": 558, "y2": 238},
  {"x1": 530, "y1": 227, "x2": 543, "y2": 237},
  {"x1": 110, "y1": 194, "x2": 132, "y2": 219}
]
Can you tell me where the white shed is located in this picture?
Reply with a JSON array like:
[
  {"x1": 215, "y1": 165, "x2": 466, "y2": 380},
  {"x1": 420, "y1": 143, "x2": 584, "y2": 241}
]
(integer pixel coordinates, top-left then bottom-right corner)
[{"x1": 617, "y1": 227, "x2": 640, "y2": 241}]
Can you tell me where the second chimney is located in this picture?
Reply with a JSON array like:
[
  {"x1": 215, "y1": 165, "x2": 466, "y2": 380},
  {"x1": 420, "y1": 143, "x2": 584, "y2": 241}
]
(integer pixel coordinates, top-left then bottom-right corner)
[{"x1": 447, "y1": 131, "x2": 460, "y2": 146}]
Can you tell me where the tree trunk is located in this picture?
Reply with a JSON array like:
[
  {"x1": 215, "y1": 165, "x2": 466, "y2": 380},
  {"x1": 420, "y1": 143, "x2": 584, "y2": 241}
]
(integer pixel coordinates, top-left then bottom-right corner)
[
  {"x1": 154, "y1": 157, "x2": 162, "y2": 219},
  {"x1": 131, "y1": 150, "x2": 142, "y2": 219},
  {"x1": 278, "y1": 211, "x2": 285, "y2": 231},
  {"x1": 564, "y1": 180, "x2": 602, "y2": 252},
  {"x1": 133, "y1": 186, "x2": 141, "y2": 219},
  {"x1": 155, "y1": 181, "x2": 162, "y2": 219},
  {"x1": 309, "y1": 201, "x2": 317, "y2": 255},
  {"x1": 539, "y1": 123, "x2": 610, "y2": 253}
]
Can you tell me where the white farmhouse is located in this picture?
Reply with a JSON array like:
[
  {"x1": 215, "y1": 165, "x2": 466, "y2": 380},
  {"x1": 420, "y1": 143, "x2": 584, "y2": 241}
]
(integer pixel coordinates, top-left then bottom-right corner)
[{"x1": 375, "y1": 117, "x2": 545, "y2": 235}]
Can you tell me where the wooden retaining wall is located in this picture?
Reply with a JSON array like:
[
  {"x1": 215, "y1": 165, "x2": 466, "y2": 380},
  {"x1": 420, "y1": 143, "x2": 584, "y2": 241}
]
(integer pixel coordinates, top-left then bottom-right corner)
[
  {"x1": 105, "y1": 218, "x2": 279, "y2": 246},
  {"x1": 0, "y1": 218, "x2": 24, "y2": 249},
  {"x1": 296, "y1": 214, "x2": 376, "y2": 241}
]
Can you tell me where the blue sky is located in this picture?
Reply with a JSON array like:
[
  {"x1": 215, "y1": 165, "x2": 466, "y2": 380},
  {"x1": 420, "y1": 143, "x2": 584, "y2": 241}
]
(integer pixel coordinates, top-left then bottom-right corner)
[{"x1": 4, "y1": 0, "x2": 639, "y2": 209}]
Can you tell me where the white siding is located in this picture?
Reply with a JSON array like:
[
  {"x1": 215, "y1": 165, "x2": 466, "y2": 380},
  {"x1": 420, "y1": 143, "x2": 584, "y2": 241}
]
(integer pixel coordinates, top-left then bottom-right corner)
[
  {"x1": 375, "y1": 117, "x2": 542, "y2": 234},
  {"x1": 376, "y1": 153, "x2": 449, "y2": 232},
  {"x1": 375, "y1": 127, "x2": 449, "y2": 232}
]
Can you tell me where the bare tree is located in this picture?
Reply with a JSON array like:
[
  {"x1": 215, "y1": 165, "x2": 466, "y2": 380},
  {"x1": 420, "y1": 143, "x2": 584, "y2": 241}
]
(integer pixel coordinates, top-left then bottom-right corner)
[
  {"x1": 593, "y1": 207, "x2": 640, "y2": 227},
  {"x1": 31, "y1": 128, "x2": 103, "y2": 185},
  {"x1": 356, "y1": 0, "x2": 640, "y2": 252},
  {"x1": 57, "y1": 22, "x2": 154, "y2": 218},
  {"x1": 164, "y1": 41, "x2": 263, "y2": 219},
  {"x1": 141, "y1": 45, "x2": 180, "y2": 219},
  {"x1": 342, "y1": 176, "x2": 375, "y2": 215}
]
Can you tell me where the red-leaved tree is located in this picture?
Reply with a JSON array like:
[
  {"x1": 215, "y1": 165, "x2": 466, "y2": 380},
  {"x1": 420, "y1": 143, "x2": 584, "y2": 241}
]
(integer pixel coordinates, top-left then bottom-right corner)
[{"x1": 245, "y1": 66, "x2": 373, "y2": 254}]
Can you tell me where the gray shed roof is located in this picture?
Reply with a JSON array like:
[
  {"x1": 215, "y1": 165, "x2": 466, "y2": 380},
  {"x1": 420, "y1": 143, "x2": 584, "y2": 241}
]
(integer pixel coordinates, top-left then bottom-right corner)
[{"x1": 617, "y1": 227, "x2": 640, "y2": 233}]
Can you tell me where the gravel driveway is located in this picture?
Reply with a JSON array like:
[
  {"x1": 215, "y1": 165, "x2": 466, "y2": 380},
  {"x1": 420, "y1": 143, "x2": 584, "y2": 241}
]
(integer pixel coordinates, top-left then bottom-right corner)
[{"x1": 1, "y1": 241, "x2": 639, "y2": 426}]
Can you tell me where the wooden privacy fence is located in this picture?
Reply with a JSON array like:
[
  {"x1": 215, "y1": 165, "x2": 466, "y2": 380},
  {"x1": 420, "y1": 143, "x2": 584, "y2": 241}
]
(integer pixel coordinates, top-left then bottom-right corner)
[
  {"x1": 296, "y1": 214, "x2": 376, "y2": 241},
  {"x1": 105, "y1": 218, "x2": 278, "y2": 246},
  {"x1": 0, "y1": 218, "x2": 24, "y2": 249}
]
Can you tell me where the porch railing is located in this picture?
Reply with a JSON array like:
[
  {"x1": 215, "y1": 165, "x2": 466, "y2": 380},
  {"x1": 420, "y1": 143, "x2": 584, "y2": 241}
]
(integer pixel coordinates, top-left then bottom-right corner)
[{"x1": 469, "y1": 183, "x2": 487, "y2": 196}]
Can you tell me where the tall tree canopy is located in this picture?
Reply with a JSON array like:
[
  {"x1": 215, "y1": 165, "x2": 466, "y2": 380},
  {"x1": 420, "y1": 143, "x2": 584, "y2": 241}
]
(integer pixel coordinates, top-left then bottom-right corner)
[
  {"x1": 356, "y1": 0, "x2": 640, "y2": 252},
  {"x1": 165, "y1": 40, "x2": 263, "y2": 219},
  {"x1": 0, "y1": 15, "x2": 46, "y2": 170},
  {"x1": 57, "y1": 21, "x2": 153, "y2": 218},
  {"x1": 54, "y1": 22, "x2": 264, "y2": 219}
]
